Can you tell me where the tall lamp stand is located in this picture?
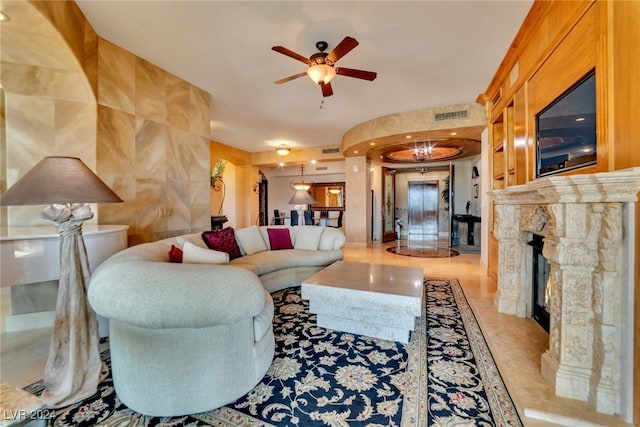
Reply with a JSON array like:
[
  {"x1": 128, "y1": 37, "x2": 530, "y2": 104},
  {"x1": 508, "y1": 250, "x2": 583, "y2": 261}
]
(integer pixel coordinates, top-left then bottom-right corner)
[{"x1": 0, "y1": 157, "x2": 123, "y2": 408}]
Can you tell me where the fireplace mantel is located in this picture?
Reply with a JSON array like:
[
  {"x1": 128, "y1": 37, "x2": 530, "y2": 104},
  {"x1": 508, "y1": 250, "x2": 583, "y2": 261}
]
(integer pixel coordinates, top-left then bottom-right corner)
[{"x1": 489, "y1": 168, "x2": 640, "y2": 420}]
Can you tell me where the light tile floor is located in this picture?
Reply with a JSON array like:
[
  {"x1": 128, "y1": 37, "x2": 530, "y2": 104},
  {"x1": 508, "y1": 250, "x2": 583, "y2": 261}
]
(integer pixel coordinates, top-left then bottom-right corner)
[{"x1": 0, "y1": 239, "x2": 633, "y2": 426}]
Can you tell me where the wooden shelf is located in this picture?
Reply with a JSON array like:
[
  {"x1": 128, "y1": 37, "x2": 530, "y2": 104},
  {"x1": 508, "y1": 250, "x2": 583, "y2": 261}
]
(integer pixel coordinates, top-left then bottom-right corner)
[
  {"x1": 493, "y1": 172, "x2": 505, "y2": 180},
  {"x1": 493, "y1": 143, "x2": 504, "y2": 153}
]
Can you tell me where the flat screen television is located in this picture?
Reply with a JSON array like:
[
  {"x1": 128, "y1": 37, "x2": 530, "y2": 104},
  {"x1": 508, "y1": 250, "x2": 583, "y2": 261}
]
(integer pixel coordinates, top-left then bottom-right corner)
[{"x1": 536, "y1": 70, "x2": 596, "y2": 177}]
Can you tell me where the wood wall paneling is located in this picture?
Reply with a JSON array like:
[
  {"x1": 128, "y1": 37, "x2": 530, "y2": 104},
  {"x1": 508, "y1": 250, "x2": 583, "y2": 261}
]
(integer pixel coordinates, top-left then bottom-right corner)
[
  {"x1": 513, "y1": 85, "x2": 529, "y2": 184},
  {"x1": 526, "y1": 3, "x2": 606, "y2": 177},
  {"x1": 607, "y1": 1, "x2": 640, "y2": 422}
]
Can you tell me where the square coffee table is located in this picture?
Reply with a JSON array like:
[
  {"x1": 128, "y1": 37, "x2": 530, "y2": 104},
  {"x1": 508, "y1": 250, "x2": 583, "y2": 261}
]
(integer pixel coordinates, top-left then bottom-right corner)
[{"x1": 301, "y1": 261, "x2": 424, "y2": 343}]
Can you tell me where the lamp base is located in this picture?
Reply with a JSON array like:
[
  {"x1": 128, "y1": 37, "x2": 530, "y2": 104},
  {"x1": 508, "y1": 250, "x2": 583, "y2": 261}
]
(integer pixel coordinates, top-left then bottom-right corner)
[{"x1": 40, "y1": 204, "x2": 101, "y2": 408}]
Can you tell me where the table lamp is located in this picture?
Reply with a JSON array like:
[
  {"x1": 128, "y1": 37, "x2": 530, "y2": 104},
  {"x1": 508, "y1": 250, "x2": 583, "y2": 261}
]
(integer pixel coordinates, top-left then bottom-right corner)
[{"x1": 0, "y1": 156, "x2": 123, "y2": 408}]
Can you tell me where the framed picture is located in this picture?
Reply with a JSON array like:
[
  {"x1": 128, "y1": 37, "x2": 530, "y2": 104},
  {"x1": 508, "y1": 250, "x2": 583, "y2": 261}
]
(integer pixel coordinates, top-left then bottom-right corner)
[{"x1": 473, "y1": 183, "x2": 479, "y2": 198}]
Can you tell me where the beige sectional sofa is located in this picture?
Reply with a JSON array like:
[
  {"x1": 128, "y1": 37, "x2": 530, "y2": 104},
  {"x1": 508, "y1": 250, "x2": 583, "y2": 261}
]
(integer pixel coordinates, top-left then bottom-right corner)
[{"x1": 88, "y1": 224, "x2": 345, "y2": 416}]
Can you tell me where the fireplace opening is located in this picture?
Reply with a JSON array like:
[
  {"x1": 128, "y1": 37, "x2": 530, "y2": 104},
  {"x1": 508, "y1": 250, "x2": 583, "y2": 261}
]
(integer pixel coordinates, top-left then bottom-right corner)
[{"x1": 528, "y1": 234, "x2": 550, "y2": 332}]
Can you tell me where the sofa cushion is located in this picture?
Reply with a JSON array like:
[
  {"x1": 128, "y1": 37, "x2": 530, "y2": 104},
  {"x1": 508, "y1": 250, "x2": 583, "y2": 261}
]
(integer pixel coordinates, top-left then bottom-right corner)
[
  {"x1": 230, "y1": 249, "x2": 342, "y2": 276},
  {"x1": 167, "y1": 244, "x2": 183, "y2": 263},
  {"x1": 318, "y1": 227, "x2": 347, "y2": 250},
  {"x1": 266, "y1": 228, "x2": 294, "y2": 250},
  {"x1": 235, "y1": 225, "x2": 268, "y2": 255},
  {"x1": 202, "y1": 228, "x2": 242, "y2": 260},
  {"x1": 293, "y1": 226, "x2": 324, "y2": 250},
  {"x1": 182, "y1": 242, "x2": 229, "y2": 264}
]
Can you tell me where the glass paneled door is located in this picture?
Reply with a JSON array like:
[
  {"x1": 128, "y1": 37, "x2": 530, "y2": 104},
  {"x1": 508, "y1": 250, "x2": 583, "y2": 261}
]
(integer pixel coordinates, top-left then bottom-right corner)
[{"x1": 382, "y1": 167, "x2": 396, "y2": 242}]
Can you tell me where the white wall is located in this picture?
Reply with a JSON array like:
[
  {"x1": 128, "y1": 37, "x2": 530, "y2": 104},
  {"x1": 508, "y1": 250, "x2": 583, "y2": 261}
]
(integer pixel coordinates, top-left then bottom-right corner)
[{"x1": 221, "y1": 162, "x2": 237, "y2": 228}]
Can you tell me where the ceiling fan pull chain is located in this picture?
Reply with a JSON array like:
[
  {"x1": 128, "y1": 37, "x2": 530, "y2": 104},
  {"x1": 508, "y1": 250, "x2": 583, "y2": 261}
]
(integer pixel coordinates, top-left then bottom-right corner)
[{"x1": 319, "y1": 99, "x2": 325, "y2": 109}]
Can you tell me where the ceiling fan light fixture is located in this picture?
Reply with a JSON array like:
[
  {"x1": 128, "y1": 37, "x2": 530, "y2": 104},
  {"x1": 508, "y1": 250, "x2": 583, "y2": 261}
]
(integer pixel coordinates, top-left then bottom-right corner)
[
  {"x1": 307, "y1": 64, "x2": 336, "y2": 85},
  {"x1": 276, "y1": 144, "x2": 291, "y2": 156}
]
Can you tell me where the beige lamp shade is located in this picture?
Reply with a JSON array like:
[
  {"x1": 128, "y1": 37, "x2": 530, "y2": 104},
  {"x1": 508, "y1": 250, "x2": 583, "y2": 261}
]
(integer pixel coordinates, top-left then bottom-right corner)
[
  {"x1": 0, "y1": 156, "x2": 123, "y2": 206},
  {"x1": 289, "y1": 189, "x2": 316, "y2": 205}
]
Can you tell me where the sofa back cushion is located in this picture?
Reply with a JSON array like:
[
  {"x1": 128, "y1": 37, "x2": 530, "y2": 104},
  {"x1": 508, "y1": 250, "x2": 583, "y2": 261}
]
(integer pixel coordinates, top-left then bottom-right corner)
[
  {"x1": 235, "y1": 225, "x2": 268, "y2": 255},
  {"x1": 318, "y1": 227, "x2": 347, "y2": 250},
  {"x1": 202, "y1": 228, "x2": 242, "y2": 260},
  {"x1": 293, "y1": 226, "x2": 324, "y2": 250}
]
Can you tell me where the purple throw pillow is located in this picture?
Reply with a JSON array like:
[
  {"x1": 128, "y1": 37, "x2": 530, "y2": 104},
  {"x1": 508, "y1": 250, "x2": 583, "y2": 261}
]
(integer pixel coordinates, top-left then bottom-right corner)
[
  {"x1": 202, "y1": 228, "x2": 242, "y2": 260},
  {"x1": 168, "y1": 244, "x2": 183, "y2": 263},
  {"x1": 267, "y1": 228, "x2": 294, "y2": 250}
]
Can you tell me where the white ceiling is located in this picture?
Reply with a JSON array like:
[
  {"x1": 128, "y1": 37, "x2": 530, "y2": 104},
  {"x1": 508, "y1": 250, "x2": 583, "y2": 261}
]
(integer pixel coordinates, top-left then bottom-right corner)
[{"x1": 75, "y1": 1, "x2": 533, "y2": 154}]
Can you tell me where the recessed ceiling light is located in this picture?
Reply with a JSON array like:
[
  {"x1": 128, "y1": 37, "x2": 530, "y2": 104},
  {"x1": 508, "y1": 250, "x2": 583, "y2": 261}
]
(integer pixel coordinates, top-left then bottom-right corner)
[
  {"x1": 278, "y1": 162, "x2": 285, "y2": 167},
  {"x1": 353, "y1": 150, "x2": 359, "y2": 154},
  {"x1": 405, "y1": 135, "x2": 412, "y2": 139},
  {"x1": 369, "y1": 142, "x2": 376, "y2": 146},
  {"x1": 450, "y1": 132, "x2": 457, "y2": 136},
  {"x1": 575, "y1": 117, "x2": 585, "y2": 122},
  {"x1": 0, "y1": 11, "x2": 10, "y2": 22},
  {"x1": 311, "y1": 159, "x2": 317, "y2": 164}
]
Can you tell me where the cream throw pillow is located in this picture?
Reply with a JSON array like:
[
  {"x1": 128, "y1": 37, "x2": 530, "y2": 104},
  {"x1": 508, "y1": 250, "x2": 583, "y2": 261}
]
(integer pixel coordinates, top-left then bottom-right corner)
[
  {"x1": 182, "y1": 241, "x2": 229, "y2": 264},
  {"x1": 234, "y1": 225, "x2": 268, "y2": 255}
]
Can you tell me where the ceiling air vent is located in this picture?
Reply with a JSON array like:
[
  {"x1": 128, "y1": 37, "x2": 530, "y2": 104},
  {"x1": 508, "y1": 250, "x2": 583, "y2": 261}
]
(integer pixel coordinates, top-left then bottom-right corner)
[
  {"x1": 434, "y1": 110, "x2": 468, "y2": 121},
  {"x1": 315, "y1": 166, "x2": 328, "y2": 171},
  {"x1": 322, "y1": 148, "x2": 340, "y2": 154}
]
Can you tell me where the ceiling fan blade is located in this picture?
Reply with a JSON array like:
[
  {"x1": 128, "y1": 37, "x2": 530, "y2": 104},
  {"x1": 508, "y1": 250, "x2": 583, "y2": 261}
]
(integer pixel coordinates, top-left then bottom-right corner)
[
  {"x1": 336, "y1": 67, "x2": 377, "y2": 81},
  {"x1": 274, "y1": 72, "x2": 308, "y2": 84},
  {"x1": 326, "y1": 36, "x2": 359, "y2": 63},
  {"x1": 321, "y1": 82, "x2": 333, "y2": 97},
  {"x1": 272, "y1": 46, "x2": 310, "y2": 65}
]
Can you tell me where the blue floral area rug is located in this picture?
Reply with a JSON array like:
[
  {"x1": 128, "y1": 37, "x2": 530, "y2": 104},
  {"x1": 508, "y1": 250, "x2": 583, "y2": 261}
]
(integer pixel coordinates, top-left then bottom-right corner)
[
  {"x1": 23, "y1": 279, "x2": 520, "y2": 426},
  {"x1": 425, "y1": 279, "x2": 522, "y2": 426}
]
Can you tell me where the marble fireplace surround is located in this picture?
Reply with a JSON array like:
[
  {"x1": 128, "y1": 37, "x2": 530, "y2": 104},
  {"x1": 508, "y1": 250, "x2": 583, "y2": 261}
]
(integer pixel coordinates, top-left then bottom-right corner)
[{"x1": 491, "y1": 168, "x2": 640, "y2": 420}]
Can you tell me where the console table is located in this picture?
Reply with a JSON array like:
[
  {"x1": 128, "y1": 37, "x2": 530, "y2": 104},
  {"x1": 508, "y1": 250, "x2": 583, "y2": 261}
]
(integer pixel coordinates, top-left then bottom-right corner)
[{"x1": 0, "y1": 225, "x2": 129, "y2": 335}]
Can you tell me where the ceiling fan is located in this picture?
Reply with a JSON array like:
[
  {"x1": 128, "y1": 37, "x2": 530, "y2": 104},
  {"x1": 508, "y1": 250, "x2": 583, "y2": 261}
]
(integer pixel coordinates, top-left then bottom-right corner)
[{"x1": 272, "y1": 36, "x2": 377, "y2": 97}]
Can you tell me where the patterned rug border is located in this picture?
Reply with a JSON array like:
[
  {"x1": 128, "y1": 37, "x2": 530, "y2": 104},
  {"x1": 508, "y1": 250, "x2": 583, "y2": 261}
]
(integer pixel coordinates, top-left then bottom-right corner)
[{"x1": 436, "y1": 277, "x2": 522, "y2": 426}]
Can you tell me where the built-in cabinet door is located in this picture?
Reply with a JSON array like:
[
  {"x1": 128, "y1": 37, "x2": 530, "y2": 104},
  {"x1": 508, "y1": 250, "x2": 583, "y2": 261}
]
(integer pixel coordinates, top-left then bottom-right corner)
[{"x1": 407, "y1": 181, "x2": 438, "y2": 236}]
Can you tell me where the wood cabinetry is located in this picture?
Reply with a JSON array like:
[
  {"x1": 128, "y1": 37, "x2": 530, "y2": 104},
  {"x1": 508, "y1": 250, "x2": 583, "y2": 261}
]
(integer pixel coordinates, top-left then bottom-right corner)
[{"x1": 481, "y1": 0, "x2": 640, "y2": 420}]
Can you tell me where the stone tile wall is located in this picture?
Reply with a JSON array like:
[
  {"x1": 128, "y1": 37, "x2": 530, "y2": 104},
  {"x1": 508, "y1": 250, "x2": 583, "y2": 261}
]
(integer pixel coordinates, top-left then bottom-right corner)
[
  {"x1": 96, "y1": 39, "x2": 211, "y2": 245},
  {"x1": 1, "y1": 2, "x2": 212, "y2": 244}
]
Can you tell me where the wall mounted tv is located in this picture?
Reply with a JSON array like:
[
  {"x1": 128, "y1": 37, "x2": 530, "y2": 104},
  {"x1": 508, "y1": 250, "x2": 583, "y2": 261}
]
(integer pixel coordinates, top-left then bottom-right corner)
[{"x1": 536, "y1": 70, "x2": 596, "y2": 177}]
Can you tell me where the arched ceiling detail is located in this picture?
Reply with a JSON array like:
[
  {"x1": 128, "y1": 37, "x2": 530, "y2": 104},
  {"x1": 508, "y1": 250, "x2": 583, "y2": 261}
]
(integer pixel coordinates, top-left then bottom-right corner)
[
  {"x1": 0, "y1": 1, "x2": 95, "y2": 101},
  {"x1": 341, "y1": 102, "x2": 486, "y2": 163}
]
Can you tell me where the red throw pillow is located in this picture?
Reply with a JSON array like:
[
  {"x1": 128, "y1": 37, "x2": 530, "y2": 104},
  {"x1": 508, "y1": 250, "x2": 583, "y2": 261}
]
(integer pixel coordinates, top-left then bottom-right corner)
[
  {"x1": 267, "y1": 228, "x2": 294, "y2": 250},
  {"x1": 168, "y1": 244, "x2": 183, "y2": 263},
  {"x1": 202, "y1": 228, "x2": 242, "y2": 260}
]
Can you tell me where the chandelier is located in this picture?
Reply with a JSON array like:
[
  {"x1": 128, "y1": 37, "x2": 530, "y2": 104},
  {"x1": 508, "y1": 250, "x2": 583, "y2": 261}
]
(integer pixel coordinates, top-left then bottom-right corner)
[{"x1": 413, "y1": 144, "x2": 434, "y2": 162}]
